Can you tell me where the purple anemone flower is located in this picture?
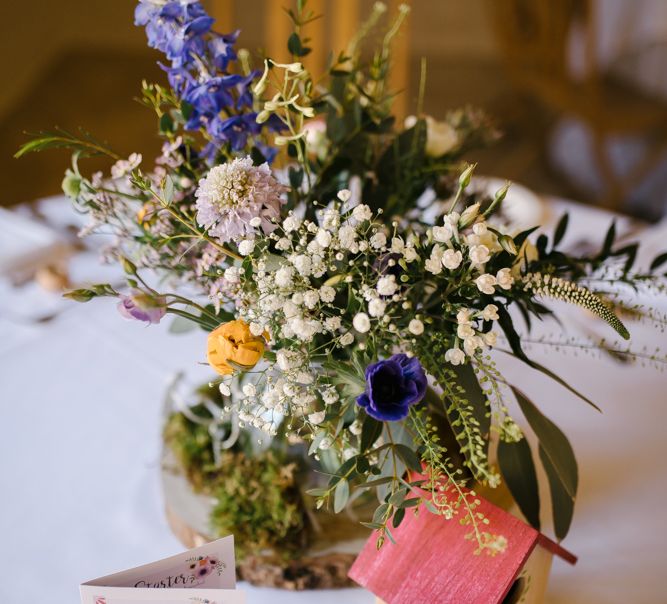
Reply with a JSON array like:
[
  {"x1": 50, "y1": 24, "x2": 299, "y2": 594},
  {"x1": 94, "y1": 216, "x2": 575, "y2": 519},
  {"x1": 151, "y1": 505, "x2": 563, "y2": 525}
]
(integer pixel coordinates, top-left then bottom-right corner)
[
  {"x1": 356, "y1": 354, "x2": 427, "y2": 421},
  {"x1": 117, "y1": 291, "x2": 167, "y2": 325}
]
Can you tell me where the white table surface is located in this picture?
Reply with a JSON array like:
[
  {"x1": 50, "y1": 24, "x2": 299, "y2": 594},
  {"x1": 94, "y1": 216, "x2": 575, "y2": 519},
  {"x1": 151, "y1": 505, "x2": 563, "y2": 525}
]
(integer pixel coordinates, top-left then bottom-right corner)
[{"x1": 1, "y1": 196, "x2": 666, "y2": 604}]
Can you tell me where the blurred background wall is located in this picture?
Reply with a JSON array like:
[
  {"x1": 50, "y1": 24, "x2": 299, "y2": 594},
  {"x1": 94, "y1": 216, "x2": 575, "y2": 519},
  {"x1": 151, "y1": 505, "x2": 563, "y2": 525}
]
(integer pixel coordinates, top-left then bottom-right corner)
[{"x1": 4, "y1": 0, "x2": 667, "y2": 219}]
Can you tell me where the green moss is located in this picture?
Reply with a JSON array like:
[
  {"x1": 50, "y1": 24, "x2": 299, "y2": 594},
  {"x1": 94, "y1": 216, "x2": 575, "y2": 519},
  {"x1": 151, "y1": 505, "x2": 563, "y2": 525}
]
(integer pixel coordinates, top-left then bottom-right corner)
[{"x1": 164, "y1": 406, "x2": 308, "y2": 560}]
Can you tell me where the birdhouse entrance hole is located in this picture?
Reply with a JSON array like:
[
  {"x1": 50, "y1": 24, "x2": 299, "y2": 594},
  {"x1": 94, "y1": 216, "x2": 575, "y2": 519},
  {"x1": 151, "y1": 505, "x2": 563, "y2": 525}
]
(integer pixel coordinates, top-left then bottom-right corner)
[{"x1": 502, "y1": 577, "x2": 526, "y2": 604}]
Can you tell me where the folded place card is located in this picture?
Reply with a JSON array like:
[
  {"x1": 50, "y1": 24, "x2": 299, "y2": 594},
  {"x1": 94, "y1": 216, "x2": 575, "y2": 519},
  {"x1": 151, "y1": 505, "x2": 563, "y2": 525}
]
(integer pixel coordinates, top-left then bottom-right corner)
[{"x1": 80, "y1": 536, "x2": 245, "y2": 603}]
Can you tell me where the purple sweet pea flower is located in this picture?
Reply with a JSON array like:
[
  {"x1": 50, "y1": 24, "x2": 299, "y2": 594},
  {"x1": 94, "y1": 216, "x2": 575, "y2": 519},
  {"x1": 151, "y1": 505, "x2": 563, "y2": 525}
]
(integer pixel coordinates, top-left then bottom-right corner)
[
  {"x1": 356, "y1": 354, "x2": 427, "y2": 421},
  {"x1": 117, "y1": 291, "x2": 167, "y2": 325}
]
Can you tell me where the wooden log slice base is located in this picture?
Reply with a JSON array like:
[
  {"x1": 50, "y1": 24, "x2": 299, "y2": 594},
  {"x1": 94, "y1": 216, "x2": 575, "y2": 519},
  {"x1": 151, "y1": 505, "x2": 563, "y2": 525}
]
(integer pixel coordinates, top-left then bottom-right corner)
[{"x1": 162, "y1": 444, "x2": 371, "y2": 592}]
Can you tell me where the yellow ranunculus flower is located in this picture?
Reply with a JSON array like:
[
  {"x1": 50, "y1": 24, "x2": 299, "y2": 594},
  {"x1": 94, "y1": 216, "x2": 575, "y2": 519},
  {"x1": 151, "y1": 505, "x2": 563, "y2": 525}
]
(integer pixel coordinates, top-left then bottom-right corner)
[{"x1": 207, "y1": 319, "x2": 266, "y2": 376}]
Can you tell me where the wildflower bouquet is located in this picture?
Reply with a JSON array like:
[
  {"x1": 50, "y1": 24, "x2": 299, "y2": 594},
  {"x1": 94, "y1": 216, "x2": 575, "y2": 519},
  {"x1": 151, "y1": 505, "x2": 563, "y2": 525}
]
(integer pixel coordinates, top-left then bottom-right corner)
[{"x1": 18, "y1": 0, "x2": 667, "y2": 556}]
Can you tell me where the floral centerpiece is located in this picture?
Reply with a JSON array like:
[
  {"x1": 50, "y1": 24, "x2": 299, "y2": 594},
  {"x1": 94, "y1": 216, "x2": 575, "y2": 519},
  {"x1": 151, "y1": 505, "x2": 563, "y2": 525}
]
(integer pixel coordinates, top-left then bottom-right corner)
[{"x1": 18, "y1": 0, "x2": 667, "y2": 575}]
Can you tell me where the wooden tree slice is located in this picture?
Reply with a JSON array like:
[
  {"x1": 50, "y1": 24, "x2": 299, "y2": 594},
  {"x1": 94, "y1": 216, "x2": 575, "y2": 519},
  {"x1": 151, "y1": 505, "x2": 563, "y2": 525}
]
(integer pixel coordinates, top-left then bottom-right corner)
[{"x1": 161, "y1": 453, "x2": 368, "y2": 589}]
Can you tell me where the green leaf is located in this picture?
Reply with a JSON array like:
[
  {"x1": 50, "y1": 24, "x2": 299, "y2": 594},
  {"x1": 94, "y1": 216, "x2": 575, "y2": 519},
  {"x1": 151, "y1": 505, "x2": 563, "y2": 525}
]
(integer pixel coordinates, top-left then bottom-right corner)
[
  {"x1": 553, "y1": 213, "x2": 569, "y2": 247},
  {"x1": 360, "y1": 415, "x2": 383, "y2": 452},
  {"x1": 650, "y1": 251, "x2": 667, "y2": 272},
  {"x1": 305, "y1": 488, "x2": 328, "y2": 497},
  {"x1": 357, "y1": 476, "x2": 394, "y2": 489},
  {"x1": 159, "y1": 113, "x2": 174, "y2": 134},
  {"x1": 392, "y1": 507, "x2": 406, "y2": 528},
  {"x1": 497, "y1": 437, "x2": 541, "y2": 530},
  {"x1": 598, "y1": 220, "x2": 616, "y2": 260},
  {"x1": 168, "y1": 315, "x2": 197, "y2": 334},
  {"x1": 287, "y1": 32, "x2": 309, "y2": 57},
  {"x1": 334, "y1": 478, "x2": 350, "y2": 513},
  {"x1": 393, "y1": 444, "x2": 422, "y2": 474},
  {"x1": 164, "y1": 175, "x2": 174, "y2": 204},
  {"x1": 539, "y1": 445, "x2": 575, "y2": 540},
  {"x1": 512, "y1": 386, "x2": 578, "y2": 539}
]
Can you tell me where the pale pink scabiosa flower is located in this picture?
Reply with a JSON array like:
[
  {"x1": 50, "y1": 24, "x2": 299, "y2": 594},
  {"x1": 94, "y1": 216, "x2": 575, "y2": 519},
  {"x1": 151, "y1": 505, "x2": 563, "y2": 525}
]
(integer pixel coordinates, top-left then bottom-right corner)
[{"x1": 195, "y1": 157, "x2": 287, "y2": 244}]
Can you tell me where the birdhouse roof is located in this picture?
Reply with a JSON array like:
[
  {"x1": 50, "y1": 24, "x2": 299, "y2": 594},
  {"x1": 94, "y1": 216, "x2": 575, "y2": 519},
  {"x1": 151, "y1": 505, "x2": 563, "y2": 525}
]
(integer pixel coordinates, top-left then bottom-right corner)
[{"x1": 348, "y1": 493, "x2": 576, "y2": 604}]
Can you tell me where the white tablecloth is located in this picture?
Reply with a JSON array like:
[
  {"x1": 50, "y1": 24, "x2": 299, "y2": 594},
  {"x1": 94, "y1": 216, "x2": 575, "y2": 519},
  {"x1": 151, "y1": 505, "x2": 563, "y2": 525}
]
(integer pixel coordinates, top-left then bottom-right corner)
[{"x1": 1, "y1": 197, "x2": 665, "y2": 604}]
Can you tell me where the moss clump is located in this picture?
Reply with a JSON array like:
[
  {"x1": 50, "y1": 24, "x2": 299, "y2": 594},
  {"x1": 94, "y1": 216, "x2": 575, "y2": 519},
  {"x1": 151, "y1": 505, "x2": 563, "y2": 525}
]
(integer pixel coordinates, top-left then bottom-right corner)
[
  {"x1": 210, "y1": 449, "x2": 307, "y2": 559},
  {"x1": 164, "y1": 406, "x2": 308, "y2": 560}
]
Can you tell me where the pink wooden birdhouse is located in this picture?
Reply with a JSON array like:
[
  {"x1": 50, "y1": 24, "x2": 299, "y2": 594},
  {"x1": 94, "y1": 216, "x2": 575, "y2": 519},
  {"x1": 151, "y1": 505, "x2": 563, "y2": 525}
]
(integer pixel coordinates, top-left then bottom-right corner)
[{"x1": 348, "y1": 493, "x2": 576, "y2": 604}]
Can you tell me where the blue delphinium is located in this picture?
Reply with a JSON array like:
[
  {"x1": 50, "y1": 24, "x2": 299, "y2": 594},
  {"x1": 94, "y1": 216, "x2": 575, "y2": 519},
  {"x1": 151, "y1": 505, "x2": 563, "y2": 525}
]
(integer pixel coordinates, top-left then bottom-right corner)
[
  {"x1": 356, "y1": 354, "x2": 427, "y2": 421},
  {"x1": 134, "y1": 1, "x2": 280, "y2": 160}
]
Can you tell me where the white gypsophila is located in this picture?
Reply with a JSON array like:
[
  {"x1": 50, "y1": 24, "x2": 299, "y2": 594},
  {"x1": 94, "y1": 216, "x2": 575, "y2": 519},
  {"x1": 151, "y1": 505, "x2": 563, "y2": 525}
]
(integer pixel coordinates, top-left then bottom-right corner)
[
  {"x1": 290, "y1": 317, "x2": 321, "y2": 342},
  {"x1": 291, "y1": 254, "x2": 312, "y2": 276},
  {"x1": 274, "y1": 265, "x2": 295, "y2": 288},
  {"x1": 224, "y1": 266, "x2": 241, "y2": 283},
  {"x1": 339, "y1": 332, "x2": 354, "y2": 346},
  {"x1": 321, "y1": 387, "x2": 339, "y2": 405},
  {"x1": 110, "y1": 153, "x2": 142, "y2": 179},
  {"x1": 408, "y1": 319, "x2": 424, "y2": 335},
  {"x1": 337, "y1": 189, "x2": 352, "y2": 202},
  {"x1": 316, "y1": 228, "x2": 332, "y2": 248},
  {"x1": 303, "y1": 290, "x2": 320, "y2": 309},
  {"x1": 276, "y1": 237, "x2": 291, "y2": 251},
  {"x1": 370, "y1": 232, "x2": 387, "y2": 250},
  {"x1": 457, "y1": 308, "x2": 472, "y2": 325},
  {"x1": 238, "y1": 239, "x2": 255, "y2": 256},
  {"x1": 482, "y1": 304, "x2": 499, "y2": 321},
  {"x1": 445, "y1": 348, "x2": 465, "y2": 365},
  {"x1": 353, "y1": 312, "x2": 371, "y2": 333},
  {"x1": 219, "y1": 382, "x2": 232, "y2": 396},
  {"x1": 291, "y1": 292, "x2": 304, "y2": 306},
  {"x1": 296, "y1": 371, "x2": 315, "y2": 384},
  {"x1": 319, "y1": 285, "x2": 336, "y2": 303},
  {"x1": 243, "y1": 383, "x2": 257, "y2": 397},
  {"x1": 368, "y1": 297, "x2": 386, "y2": 317},
  {"x1": 469, "y1": 244, "x2": 491, "y2": 265},
  {"x1": 249, "y1": 216, "x2": 262, "y2": 227},
  {"x1": 249, "y1": 321, "x2": 265, "y2": 336},
  {"x1": 276, "y1": 349, "x2": 302, "y2": 371},
  {"x1": 308, "y1": 411, "x2": 326, "y2": 425},
  {"x1": 283, "y1": 214, "x2": 301, "y2": 232},
  {"x1": 321, "y1": 207, "x2": 340, "y2": 231},
  {"x1": 352, "y1": 204, "x2": 372, "y2": 222},
  {"x1": 442, "y1": 249, "x2": 463, "y2": 270},
  {"x1": 496, "y1": 267, "x2": 514, "y2": 290},
  {"x1": 325, "y1": 316, "x2": 342, "y2": 331},
  {"x1": 349, "y1": 419, "x2": 363, "y2": 435},
  {"x1": 377, "y1": 274, "x2": 398, "y2": 296},
  {"x1": 476, "y1": 273, "x2": 496, "y2": 295},
  {"x1": 473, "y1": 221, "x2": 488, "y2": 236},
  {"x1": 457, "y1": 323, "x2": 475, "y2": 339},
  {"x1": 338, "y1": 224, "x2": 357, "y2": 248},
  {"x1": 319, "y1": 436, "x2": 333, "y2": 450}
]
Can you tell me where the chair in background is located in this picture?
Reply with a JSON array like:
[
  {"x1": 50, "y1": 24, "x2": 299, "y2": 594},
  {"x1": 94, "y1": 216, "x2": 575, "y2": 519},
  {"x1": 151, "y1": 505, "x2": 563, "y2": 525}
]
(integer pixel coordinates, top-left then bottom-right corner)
[{"x1": 488, "y1": 0, "x2": 667, "y2": 212}]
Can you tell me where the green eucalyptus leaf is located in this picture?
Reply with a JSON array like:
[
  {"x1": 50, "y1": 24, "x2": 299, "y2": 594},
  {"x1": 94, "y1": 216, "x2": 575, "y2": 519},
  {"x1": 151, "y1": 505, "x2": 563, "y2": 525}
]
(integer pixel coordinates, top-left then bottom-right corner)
[
  {"x1": 540, "y1": 444, "x2": 575, "y2": 540},
  {"x1": 334, "y1": 478, "x2": 350, "y2": 513},
  {"x1": 650, "y1": 251, "x2": 667, "y2": 272},
  {"x1": 393, "y1": 444, "x2": 422, "y2": 474},
  {"x1": 360, "y1": 415, "x2": 383, "y2": 452},
  {"x1": 553, "y1": 213, "x2": 569, "y2": 247},
  {"x1": 512, "y1": 386, "x2": 578, "y2": 539},
  {"x1": 168, "y1": 315, "x2": 197, "y2": 334},
  {"x1": 497, "y1": 437, "x2": 541, "y2": 530}
]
